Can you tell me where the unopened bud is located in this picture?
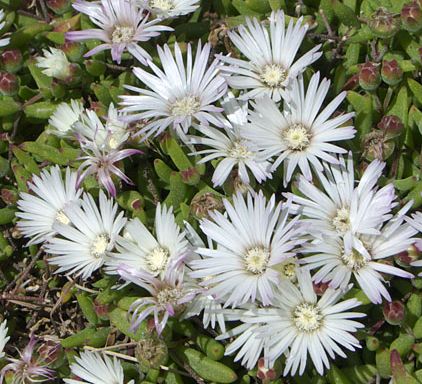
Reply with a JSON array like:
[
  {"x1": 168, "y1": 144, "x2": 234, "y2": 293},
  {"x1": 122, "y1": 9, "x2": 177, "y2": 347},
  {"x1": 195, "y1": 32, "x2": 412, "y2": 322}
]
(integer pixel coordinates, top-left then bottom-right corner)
[
  {"x1": 366, "y1": 336, "x2": 380, "y2": 351},
  {"x1": 395, "y1": 244, "x2": 420, "y2": 267},
  {"x1": 1, "y1": 188, "x2": 18, "y2": 205},
  {"x1": 61, "y1": 42, "x2": 85, "y2": 62},
  {"x1": 257, "y1": 358, "x2": 278, "y2": 381},
  {"x1": 359, "y1": 62, "x2": 381, "y2": 91},
  {"x1": 377, "y1": 115, "x2": 404, "y2": 133},
  {"x1": 0, "y1": 72, "x2": 19, "y2": 96},
  {"x1": 381, "y1": 59, "x2": 403, "y2": 86},
  {"x1": 363, "y1": 130, "x2": 394, "y2": 161},
  {"x1": 383, "y1": 300, "x2": 405, "y2": 325},
  {"x1": 401, "y1": 1, "x2": 422, "y2": 33},
  {"x1": 46, "y1": 0, "x2": 72, "y2": 14},
  {"x1": 368, "y1": 8, "x2": 400, "y2": 38},
  {"x1": 0, "y1": 50, "x2": 23, "y2": 73},
  {"x1": 313, "y1": 281, "x2": 329, "y2": 295}
]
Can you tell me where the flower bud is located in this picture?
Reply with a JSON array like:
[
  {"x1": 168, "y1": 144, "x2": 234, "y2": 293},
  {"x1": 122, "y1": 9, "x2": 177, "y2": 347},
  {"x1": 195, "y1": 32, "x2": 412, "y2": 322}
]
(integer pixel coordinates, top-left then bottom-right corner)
[
  {"x1": 313, "y1": 281, "x2": 329, "y2": 295},
  {"x1": 396, "y1": 246, "x2": 420, "y2": 267},
  {"x1": 363, "y1": 130, "x2": 395, "y2": 161},
  {"x1": 366, "y1": 336, "x2": 380, "y2": 351},
  {"x1": 377, "y1": 115, "x2": 404, "y2": 133},
  {"x1": 46, "y1": 0, "x2": 72, "y2": 14},
  {"x1": 1, "y1": 188, "x2": 18, "y2": 205},
  {"x1": 359, "y1": 62, "x2": 381, "y2": 91},
  {"x1": 368, "y1": 8, "x2": 400, "y2": 38},
  {"x1": 401, "y1": 1, "x2": 422, "y2": 33},
  {"x1": 383, "y1": 300, "x2": 405, "y2": 325},
  {"x1": 61, "y1": 42, "x2": 85, "y2": 62},
  {"x1": 381, "y1": 59, "x2": 403, "y2": 86},
  {"x1": 257, "y1": 358, "x2": 278, "y2": 381},
  {"x1": 0, "y1": 72, "x2": 19, "y2": 96},
  {"x1": 0, "y1": 50, "x2": 23, "y2": 73}
]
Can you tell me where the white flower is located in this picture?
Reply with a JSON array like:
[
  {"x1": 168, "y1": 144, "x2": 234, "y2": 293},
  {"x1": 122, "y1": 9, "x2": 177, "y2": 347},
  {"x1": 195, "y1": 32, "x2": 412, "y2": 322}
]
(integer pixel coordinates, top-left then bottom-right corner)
[
  {"x1": 45, "y1": 191, "x2": 127, "y2": 279},
  {"x1": 244, "y1": 72, "x2": 356, "y2": 186},
  {"x1": 64, "y1": 351, "x2": 134, "y2": 384},
  {"x1": 48, "y1": 100, "x2": 85, "y2": 137},
  {"x1": 139, "y1": 0, "x2": 200, "y2": 18},
  {"x1": 36, "y1": 48, "x2": 71, "y2": 80},
  {"x1": 216, "y1": 307, "x2": 269, "y2": 370},
  {"x1": 0, "y1": 320, "x2": 9, "y2": 359},
  {"x1": 120, "y1": 41, "x2": 227, "y2": 139},
  {"x1": 303, "y1": 203, "x2": 416, "y2": 304},
  {"x1": 189, "y1": 191, "x2": 305, "y2": 307},
  {"x1": 219, "y1": 10, "x2": 321, "y2": 101},
  {"x1": 255, "y1": 268, "x2": 365, "y2": 376},
  {"x1": 287, "y1": 154, "x2": 397, "y2": 242},
  {"x1": 0, "y1": 10, "x2": 10, "y2": 47},
  {"x1": 74, "y1": 104, "x2": 129, "y2": 152},
  {"x1": 189, "y1": 95, "x2": 271, "y2": 187},
  {"x1": 66, "y1": 0, "x2": 172, "y2": 65},
  {"x1": 16, "y1": 166, "x2": 82, "y2": 245},
  {"x1": 107, "y1": 203, "x2": 188, "y2": 278}
]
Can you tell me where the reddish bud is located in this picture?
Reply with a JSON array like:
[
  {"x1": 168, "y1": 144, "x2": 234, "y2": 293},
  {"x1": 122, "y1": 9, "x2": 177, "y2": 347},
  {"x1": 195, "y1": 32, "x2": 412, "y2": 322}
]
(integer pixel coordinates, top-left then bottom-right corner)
[
  {"x1": 401, "y1": 1, "x2": 422, "y2": 33},
  {"x1": 46, "y1": 0, "x2": 72, "y2": 15},
  {"x1": 377, "y1": 115, "x2": 404, "y2": 133},
  {"x1": 381, "y1": 59, "x2": 403, "y2": 86},
  {"x1": 61, "y1": 42, "x2": 85, "y2": 62},
  {"x1": 1, "y1": 188, "x2": 18, "y2": 205},
  {"x1": 190, "y1": 192, "x2": 224, "y2": 220},
  {"x1": 395, "y1": 244, "x2": 421, "y2": 267},
  {"x1": 368, "y1": 8, "x2": 400, "y2": 38},
  {"x1": 313, "y1": 281, "x2": 329, "y2": 295},
  {"x1": 383, "y1": 300, "x2": 405, "y2": 325},
  {"x1": 93, "y1": 300, "x2": 109, "y2": 317},
  {"x1": 342, "y1": 74, "x2": 359, "y2": 91},
  {"x1": 257, "y1": 358, "x2": 278, "y2": 381},
  {"x1": 0, "y1": 50, "x2": 23, "y2": 73},
  {"x1": 0, "y1": 72, "x2": 19, "y2": 96},
  {"x1": 359, "y1": 62, "x2": 381, "y2": 91}
]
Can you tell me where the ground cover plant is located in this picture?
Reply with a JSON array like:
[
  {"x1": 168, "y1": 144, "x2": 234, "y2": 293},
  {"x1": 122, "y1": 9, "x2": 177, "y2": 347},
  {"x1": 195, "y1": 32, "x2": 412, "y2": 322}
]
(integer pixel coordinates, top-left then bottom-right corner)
[{"x1": 0, "y1": 0, "x2": 421, "y2": 383}]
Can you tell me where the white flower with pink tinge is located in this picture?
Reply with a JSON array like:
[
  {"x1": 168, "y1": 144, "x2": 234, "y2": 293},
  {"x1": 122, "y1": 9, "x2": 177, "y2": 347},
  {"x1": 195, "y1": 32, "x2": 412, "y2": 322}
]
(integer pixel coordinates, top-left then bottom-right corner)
[
  {"x1": 138, "y1": 0, "x2": 200, "y2": 18},
  {"x1": 66, "y1": 0, "x2": 172, "y2": 64}
]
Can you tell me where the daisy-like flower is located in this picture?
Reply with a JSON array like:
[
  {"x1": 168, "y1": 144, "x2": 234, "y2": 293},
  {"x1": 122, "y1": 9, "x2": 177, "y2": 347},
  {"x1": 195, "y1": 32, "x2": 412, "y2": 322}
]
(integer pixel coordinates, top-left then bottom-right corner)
[
  {"x1": 118, "y1": 265, "x2": 198, "y2": 334},
  {"x1": 48, "y1": 99, "x2": 85, "y2": 137},
  {"x1": 189, "y1": 191, "x2": 305, "y2": 307},
  {"x1": 77, "y1": 143, "x2": 141, "y2": 197},
  {"x1": 107, "y1": 203, "x2": 188, "y2": 278},
  {"x1": 74, "y1": 104, "x2": 130, "y2": 152},
  {"x1": 253, "y1": 268, "x2": 365, "y2": 376},
  {"x1": 45, "y1": 191, "x2": 127, "y2": 279},
  {"x1": 66, "y1": 0, "x2": 172, "y2": 64},
  {"x1": 120, "y1": 41, "x2": 227, "y2": 139},
  {"x1": 36, "y1": 47, "x2": 72, "y2": 80},
  {"x1": 0, "y1": 334, "x2": 55, "y2": 383},
  {"x1": 16, "y1": 166, "x2": 82, "y2": 245},
  {"x1": 189, "y1": 94, "x2": 271, "y2": 187},
  {"x1": 218, "y1": 10, "x2": 322, "y2": 101},
  {"x1": 0, "y1": 10, "x2": 10, "y2": 47},
  {"x1": 287, "y1": 154, "x2": 397, "y2": 242},
  {"x1": 304, "y1": 202, "x2": 417, "y2": 304},
  {"x1": 64, "y1": 351, "x2": 134, "y2": 384},
  {"x1": 0, "y1": 320, "x2": 9, "y2": 359},
  {"x1": 244, "y1": 72, "x2": 356, "y2": 186},
  {"x1": 138, "y1": 0, "x2": 200, "y2": 18}
]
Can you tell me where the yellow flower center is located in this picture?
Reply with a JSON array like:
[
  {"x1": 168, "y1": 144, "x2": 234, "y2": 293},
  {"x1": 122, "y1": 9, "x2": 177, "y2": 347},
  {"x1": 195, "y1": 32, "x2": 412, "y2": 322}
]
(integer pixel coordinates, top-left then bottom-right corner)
[
  {"x1": 293, "y1": 303, "x2": 323, "y2": 332},
  {"x1": 150, "y1": 0, "x2": 174, "y2": 11},
  {"x1": 228, "y1": 140, "x2": 252, "y2": 160},
  {"x1": 55, "y1": 209, "x2": 70, "y2": 225},
  {"x1": 111, "y1": 26, "x2": 135, "y2": 44},
  {"x1": 332, "y1": 207, "x2": 351, "y2": 233},
  {"x1": 341, "y1": 248, "x2": 368, "y2": 271},
  {"x1": 282, "y1": 123, "x2": 311, "y2": 151},
  {"x1": 171, "y1": 96, "x2": 201, "y2": 117},
  {"x1": 259, "y1": 63, "x2": 288, "y2": 88},
  {"x1": 90, "y1": 234, "x2": 109, "y2": 258},
  {"x1": 146, "y1": 246, "x2": 170, "y2": 275},
  {"x1": 244, "y1": 246, "x2": 270, "y2": 274}
]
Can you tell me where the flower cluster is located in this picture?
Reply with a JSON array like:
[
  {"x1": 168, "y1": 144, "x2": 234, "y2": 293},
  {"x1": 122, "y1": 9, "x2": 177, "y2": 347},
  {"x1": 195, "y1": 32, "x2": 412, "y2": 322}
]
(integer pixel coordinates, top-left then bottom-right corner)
[{"x1": 3, "y1": 1, "x2": 421, "y2": 383}]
